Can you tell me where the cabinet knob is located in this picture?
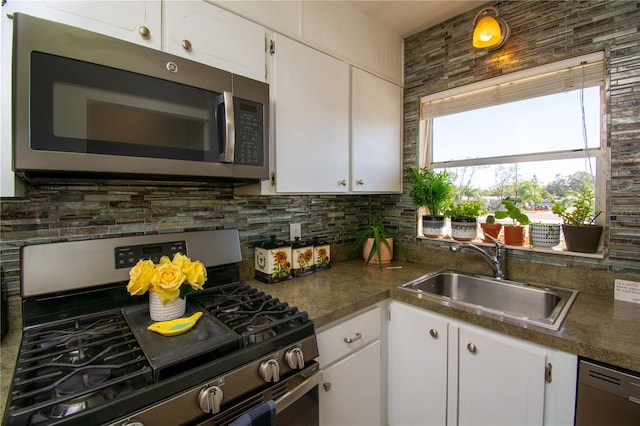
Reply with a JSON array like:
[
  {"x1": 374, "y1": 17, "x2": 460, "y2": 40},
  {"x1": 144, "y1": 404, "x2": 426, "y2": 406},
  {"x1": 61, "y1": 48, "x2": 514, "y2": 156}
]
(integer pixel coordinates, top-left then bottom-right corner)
[
  {"x1": 356, "y1": 179, "x2": 364, "y2": 185},
  {"x1": 339, "y1": 179, "x2": 347, "y2": 186},
  {"x1": 467, "y1": 343, "x2": 477, "y2": 353},
  {"x1": 323, "y1": 382, "x2": 332, "y2": 391},
  {"x1": 182, "y1": 39, "x2": 192, "y2": 51},
  {"x1": 429, "y1": 329, "x2": 438, "y2": 338},
  {"x1": 138, "y1": 26, "x2": 150, "y2": 39}
]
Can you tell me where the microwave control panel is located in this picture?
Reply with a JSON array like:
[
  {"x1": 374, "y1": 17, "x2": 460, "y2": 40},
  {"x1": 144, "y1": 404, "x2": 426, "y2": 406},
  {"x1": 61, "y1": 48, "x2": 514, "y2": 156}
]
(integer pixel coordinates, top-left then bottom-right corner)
[{"x1": 235, "y1": 99, "x2": 264, "y2": 166}]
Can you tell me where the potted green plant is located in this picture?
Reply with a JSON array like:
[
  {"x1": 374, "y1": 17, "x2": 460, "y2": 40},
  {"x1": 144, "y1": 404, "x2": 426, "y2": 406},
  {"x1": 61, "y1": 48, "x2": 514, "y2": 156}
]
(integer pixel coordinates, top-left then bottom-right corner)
[
  {"x1": 405, "y1": 167, "x2": 454, "y2": 238},
  {"x1": 346, "y1": 216, "x2": 405, "y2": 270},
  {"x1": 480, "y1": 214, "x2": 503, "y2": 243},
  {"x1": 494, "y1": 197, "x2": 531, "y2": 246},
  {"x1": 445, "y1": 201, "x2": 485, "y2": 241},
  {"x1": 552, "y1": 187, "x2": 603, "y2": 253},
  {"x1": 529, "y1": 222, "x2": 561, "y2": 248}
]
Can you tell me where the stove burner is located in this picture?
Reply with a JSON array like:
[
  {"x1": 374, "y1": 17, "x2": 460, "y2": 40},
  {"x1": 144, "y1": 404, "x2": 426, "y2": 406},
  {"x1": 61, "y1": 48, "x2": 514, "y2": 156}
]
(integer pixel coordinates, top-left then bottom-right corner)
[
  {"x1": 43, "y1": 384, "x2": 122, "y2": 420},
  {"x1": 246, "y1": 315, "x2": 272, "y2": 331},
  {"x1": 56, "y1": 368, "x2": 111, "y2": 394}
]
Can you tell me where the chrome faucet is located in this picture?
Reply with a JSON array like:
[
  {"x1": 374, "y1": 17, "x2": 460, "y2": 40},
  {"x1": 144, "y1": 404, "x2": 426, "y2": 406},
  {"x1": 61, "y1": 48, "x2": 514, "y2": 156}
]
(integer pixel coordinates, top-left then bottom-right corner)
[{"x1": 450, "y1": 235, "x2": 506, "y2": 279}]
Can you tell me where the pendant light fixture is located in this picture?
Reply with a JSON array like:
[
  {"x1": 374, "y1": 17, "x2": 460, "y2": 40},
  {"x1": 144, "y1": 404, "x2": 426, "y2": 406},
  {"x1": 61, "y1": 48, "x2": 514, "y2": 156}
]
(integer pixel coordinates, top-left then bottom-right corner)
[{"x1": 472, "y1": 7, "x2": 510, "y2": 50}]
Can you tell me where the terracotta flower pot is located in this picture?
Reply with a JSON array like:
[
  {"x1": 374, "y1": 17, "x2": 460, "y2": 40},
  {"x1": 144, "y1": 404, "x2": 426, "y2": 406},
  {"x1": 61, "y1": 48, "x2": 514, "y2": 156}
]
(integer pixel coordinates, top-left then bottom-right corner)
[
  {"x1": 503, "y1": 225, "x2": 526, "y2": 246},
  {"x1": 562, "y1": 225, "x2": 603, "y2": 253},
  {"x1": 363, "y1": 237, "x2": 393, "y2": 264},
  {"x1": 480, "y1": 222, "x2": 503, "y2": 243}
]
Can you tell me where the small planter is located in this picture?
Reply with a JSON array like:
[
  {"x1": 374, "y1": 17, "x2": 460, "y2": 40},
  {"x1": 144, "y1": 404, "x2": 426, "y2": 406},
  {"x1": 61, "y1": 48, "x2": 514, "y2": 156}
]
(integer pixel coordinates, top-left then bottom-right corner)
[
  {"x1": 480, "y1": 222, "x2": 503, "y2": 243},
  {"x1": 530, "y1": 223, "x2": 561, "y2": 248},
  {"x1": 503, "y1": 225, "x2": 526, "y2": 246},
  {"x1": 422, "y1": 215, "x2": 447, "y2": 238},
  {"x1": 562, "y1": 225, "x2": 603, "y2": 253},
  {"x1": 451, "y1": 218, "x2": 478, "y2": 241},
  {"x1": 363, "y1": 237, "x2": 393, "y2": 264}
]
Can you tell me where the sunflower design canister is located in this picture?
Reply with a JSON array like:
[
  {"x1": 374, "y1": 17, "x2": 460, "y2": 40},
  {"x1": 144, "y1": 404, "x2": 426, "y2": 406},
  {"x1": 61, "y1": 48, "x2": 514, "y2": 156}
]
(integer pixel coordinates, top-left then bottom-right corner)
[{"x1": 254, "y1": 236, "x2": 293, "y2": 284}]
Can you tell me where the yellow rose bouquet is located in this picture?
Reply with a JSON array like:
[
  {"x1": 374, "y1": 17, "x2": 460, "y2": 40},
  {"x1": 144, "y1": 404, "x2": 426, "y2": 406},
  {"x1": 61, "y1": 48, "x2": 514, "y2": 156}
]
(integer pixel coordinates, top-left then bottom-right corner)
[{"x1": 126, "y1": 253, "x2": 207, "y2": 304}]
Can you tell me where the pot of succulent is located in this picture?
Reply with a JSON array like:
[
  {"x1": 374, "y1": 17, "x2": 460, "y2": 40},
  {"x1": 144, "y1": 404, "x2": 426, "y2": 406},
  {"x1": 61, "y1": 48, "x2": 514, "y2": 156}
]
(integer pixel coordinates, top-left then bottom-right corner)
[
  {"x1": 494, "y1": 197, "x2": 531, "y2": 246},
  {"x1": 552, "y1": 187, "x2": 603, "y2": 253},
  {"x1": 480, "y1": 214, "x2": 503, "y2": 243},
  {"x1": 346, "y1": 215, "x2": 406, "y2": 270},
  {"x1": 529, "y1": 222, "x2": 562, "y2": 248},
  {"x1": 445, "y1": 201, "x2": 485, "y2": 241},
  {"x1": 405, "y1": 167, "x2": 454, "y2": 238}
]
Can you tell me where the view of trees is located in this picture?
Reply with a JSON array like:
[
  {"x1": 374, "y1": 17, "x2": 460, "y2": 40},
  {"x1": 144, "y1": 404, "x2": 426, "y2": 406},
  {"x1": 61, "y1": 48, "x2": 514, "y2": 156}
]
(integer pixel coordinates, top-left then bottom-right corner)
[{"x1": 447, "y1": 165, "x2": 596, "y2": 211}]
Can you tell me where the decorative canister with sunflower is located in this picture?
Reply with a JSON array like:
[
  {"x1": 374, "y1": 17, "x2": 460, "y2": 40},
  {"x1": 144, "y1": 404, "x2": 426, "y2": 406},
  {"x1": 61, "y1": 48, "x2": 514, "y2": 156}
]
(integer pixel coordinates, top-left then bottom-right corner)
[
  {"x1": 311, "y1": 236, "x2": 331, "y2": 271},
  {"x1": 254, "y1": 237, "x2": 292, "y2": 284},
  {"x1": 126, "y1": 253, "x2": 207, "y2": 321},
  {"x1": 291, "y1": 237, "x2": 314, "y2": 278}
]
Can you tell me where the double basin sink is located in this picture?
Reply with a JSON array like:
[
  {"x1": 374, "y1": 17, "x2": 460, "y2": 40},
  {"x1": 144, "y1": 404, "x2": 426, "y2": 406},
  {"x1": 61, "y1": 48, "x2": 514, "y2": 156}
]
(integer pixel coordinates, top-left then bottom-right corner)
[{"x1": 398, "y1": 270, "x2": 578, "y2": 330}]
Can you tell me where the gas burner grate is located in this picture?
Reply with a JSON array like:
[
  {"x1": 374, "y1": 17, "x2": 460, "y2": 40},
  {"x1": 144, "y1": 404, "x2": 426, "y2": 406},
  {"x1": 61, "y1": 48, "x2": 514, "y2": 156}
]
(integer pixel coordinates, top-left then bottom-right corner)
[
  {"x1": 192, "y1": 283, "x2": 310, "y2": 347},
  {"x1": 6, "y1": 311, "x2": 152, "y2": 425}
]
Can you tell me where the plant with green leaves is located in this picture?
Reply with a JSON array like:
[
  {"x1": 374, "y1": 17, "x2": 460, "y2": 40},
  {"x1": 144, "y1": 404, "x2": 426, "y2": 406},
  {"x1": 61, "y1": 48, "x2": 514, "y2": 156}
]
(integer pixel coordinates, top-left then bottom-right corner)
[
  {"x1": 552, "y1": 187, "x2": 601, "y2": 226},
  {"x1": 495, "y1": 197, "x2": 531, "y2": 226},
  {"x1": 404, "y1": 167, "x2": 454, "y2": 216},
  {"x1": 346, "y1": 215, "x2": 406, "y2": 270},
  {"x1": 444, "y1": 201, "x2": 486, "y2": 220}
]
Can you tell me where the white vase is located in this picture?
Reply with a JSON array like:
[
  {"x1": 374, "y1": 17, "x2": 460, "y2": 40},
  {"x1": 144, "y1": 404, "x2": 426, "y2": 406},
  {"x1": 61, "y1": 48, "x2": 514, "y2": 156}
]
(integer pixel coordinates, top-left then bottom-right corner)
[
  {"x1": 530, "y1": 223, "x2": 561, "y2": 247},
  {"x1": 149, "y1": 291, "x2": 186, "y2": 321}
]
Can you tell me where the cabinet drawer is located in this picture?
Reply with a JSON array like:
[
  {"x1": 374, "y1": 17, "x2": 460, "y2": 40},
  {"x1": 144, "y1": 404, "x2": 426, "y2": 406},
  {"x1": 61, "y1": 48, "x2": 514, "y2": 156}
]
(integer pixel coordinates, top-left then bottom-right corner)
[{"x1": 317, "y1": 306, "x2": 381, "y2": 367}]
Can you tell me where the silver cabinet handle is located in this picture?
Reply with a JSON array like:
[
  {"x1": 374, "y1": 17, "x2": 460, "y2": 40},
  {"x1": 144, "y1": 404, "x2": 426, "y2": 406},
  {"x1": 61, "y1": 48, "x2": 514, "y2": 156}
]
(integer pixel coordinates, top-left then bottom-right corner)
[
  {"x1": 339, "y1": 179, "x2": 347, "y2": 186},
  {"x1": 182, "y1": 39, "x2": 192, "y2": 50},
  {"x1": 467, "y1": 343, "x2": 477, "y2": 353},
  {"x1": 429, "y1": 329, "x2": 438, "y2": 338},
  {"x1": 356, "y1": 179, "x2": 364, "y2": 185},
  {"x1": 344, "y1": 332, "x2": 362, "y2": 343},
  {"x1": 138, "y1": 26, "x2": 150, "y2": 39},
  {"x1": 323, "y1": 382, "x2": 332, "y2": 392}
]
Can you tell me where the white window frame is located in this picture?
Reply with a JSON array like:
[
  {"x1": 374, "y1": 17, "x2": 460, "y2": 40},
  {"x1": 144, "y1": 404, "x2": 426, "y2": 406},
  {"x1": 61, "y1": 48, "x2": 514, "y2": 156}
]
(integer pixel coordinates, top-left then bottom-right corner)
[{"x1": 417, "y1": 52, "x2": 608, "y2": 245}]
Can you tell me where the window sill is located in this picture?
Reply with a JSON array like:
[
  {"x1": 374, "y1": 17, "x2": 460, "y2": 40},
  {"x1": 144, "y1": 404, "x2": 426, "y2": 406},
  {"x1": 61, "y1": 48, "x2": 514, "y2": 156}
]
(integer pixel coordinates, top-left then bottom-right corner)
[{"x1": 417, "y1": 235, "x2": 605, "y2": 260}]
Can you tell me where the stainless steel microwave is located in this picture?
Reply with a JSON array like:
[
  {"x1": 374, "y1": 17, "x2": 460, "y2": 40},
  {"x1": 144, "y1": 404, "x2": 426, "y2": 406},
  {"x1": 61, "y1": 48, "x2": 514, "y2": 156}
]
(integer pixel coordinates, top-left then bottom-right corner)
[{"x1": 12, "y1": 13, "x2": 269, "y2": 183}]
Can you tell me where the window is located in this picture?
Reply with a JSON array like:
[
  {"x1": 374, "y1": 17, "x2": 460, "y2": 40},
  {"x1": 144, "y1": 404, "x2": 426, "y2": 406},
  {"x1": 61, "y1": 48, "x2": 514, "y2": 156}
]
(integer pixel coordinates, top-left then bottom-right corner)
[{"x1": 417, "y1": 53, "x2": 607, "y2": 243}]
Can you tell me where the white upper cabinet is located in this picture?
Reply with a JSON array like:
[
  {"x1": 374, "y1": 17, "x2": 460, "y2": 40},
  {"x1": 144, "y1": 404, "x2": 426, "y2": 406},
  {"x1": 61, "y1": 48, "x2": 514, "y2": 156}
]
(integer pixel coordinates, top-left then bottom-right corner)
[
  {"x1": 4, "y1": 0, "x2": 162, "y2": 49},
  {"x1": 162, "y1": 1, "x2": 266, "y2": 82},
  {"x1": 271, "y1": 34, "x2": 350, "y2": 193},
  {"x1": 351, "y1": 68, "x2": 403, "y2": 193}
]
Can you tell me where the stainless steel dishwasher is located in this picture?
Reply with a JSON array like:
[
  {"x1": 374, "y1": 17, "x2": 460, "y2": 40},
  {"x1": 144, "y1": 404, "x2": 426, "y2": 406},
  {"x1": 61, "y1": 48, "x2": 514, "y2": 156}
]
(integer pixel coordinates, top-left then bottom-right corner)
[{"x1": 575, "y1": 359, "x2": 640, "y2": 425}]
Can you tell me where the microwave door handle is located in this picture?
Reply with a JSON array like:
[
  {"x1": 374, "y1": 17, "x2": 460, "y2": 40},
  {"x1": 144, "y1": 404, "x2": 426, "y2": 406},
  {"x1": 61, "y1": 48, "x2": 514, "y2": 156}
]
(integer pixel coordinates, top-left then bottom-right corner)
[{"x1": 221, "y1": 91, "x2": 235, "y2": 163}]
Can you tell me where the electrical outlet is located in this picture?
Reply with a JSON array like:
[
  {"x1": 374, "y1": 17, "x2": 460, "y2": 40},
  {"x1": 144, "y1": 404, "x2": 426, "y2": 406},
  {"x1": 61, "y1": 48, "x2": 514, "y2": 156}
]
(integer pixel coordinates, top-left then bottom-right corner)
[
  {"x1": 290, "y1": 223, "x2": 301, "y2": 241},
  {"x1": 614, "y1": 279, "x2": 640, "y2": 304}
]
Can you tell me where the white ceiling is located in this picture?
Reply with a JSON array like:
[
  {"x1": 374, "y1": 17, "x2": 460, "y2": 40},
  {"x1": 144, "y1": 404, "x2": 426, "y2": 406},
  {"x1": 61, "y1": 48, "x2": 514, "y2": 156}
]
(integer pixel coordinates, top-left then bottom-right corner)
[{"x1": 346, "y1": 1, "x2": 486, "y2": 38}]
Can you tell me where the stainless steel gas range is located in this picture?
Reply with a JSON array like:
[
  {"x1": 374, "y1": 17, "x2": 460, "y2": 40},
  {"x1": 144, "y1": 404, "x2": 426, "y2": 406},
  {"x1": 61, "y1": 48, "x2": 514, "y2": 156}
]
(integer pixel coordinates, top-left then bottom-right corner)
[{"x1": 4, "y1": 230, "x2": 320, "y2": 426}]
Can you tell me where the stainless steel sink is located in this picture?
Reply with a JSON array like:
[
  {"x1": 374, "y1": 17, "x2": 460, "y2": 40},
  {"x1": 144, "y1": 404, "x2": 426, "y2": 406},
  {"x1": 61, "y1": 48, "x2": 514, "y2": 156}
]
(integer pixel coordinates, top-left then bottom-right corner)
[{"x1": 398, "y1": 270, "x2": 578, "y2": 330}]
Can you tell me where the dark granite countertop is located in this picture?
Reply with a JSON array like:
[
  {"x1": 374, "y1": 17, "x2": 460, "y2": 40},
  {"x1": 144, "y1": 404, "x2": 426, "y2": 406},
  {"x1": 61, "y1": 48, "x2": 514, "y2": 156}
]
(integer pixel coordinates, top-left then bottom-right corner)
[
  {"x1": 2, "y1": 260, "x2": 639, "y2": 419},
  {"x1": 250, "y1": 260, "x2": 640, "y2": 373}
]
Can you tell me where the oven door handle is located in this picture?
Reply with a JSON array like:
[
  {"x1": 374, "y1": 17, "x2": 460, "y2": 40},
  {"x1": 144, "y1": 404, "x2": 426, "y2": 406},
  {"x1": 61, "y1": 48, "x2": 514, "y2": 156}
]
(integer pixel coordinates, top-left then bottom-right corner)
[{"x1": 274, "y1": 369, "x2": 322, "y2": 414}]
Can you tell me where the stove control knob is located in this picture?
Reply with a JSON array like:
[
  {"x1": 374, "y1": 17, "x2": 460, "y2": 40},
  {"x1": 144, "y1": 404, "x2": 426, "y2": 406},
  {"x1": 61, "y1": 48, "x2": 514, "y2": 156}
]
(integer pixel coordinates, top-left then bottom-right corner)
[
  {"x1": 121, "y1": 421, "x2": 144, "y2": 426},
  {"x1": 198, "y1": 385, "x2": 223, "y2": 414},
  {"x1": 259, "y1": 359, "x2": 280, "y2": 382},
  {"x1": 285, "y1": 347, "x2": 305, "y2": 369}
]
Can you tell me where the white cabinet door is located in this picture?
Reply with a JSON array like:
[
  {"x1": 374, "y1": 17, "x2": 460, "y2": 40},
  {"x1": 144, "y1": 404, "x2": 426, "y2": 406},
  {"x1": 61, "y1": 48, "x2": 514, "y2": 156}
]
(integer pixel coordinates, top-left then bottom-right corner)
[
  {"x1": 455, "y1": 325, "x2": 546, "y2": 426},
  {"x1": 162, "y1": 0, "x2": 266, "y2": 82},
  {"x1": 272, "y1": 34, "x2": 350, "y2": 193},
  {"x1": 388, "y1": 301, "x2": 448, "y2": 426},
  {"x1": 5, "y1": 0, "x2": 161, "y2": 48},
  {"x1": 351, "y1": 68, "x2": 402, "y2": 193},
  {"x1": 320, "y1": 340, "x2": 382, "y2": 426}
]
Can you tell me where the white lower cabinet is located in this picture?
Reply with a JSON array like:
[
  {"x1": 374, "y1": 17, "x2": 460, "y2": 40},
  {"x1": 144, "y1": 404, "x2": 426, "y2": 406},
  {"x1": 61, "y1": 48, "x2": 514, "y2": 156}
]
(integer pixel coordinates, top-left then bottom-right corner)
[
  {"x1": 388, "y1": 301, "x2": 577, "y2": 426},
  {"x1": 317, "y1": 305, "x2": 385, "y2": 426}
]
